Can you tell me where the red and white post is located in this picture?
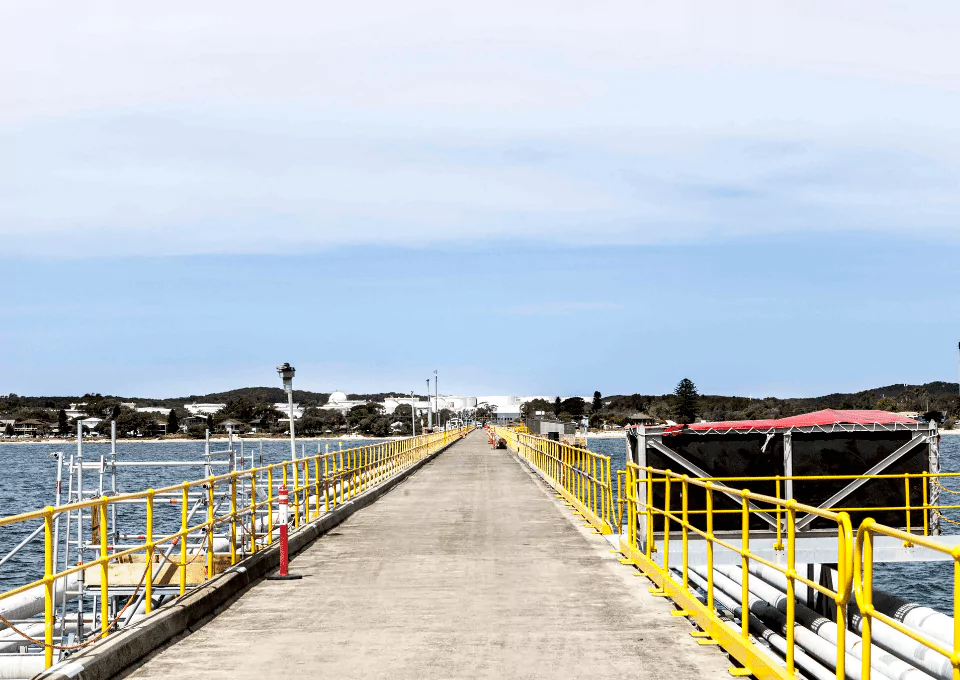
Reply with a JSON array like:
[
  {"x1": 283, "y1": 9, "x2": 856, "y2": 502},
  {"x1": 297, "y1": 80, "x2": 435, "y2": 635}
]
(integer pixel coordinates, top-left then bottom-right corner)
[{"x1": 267, "y1": 484, "x2": 302, "y2": 580}]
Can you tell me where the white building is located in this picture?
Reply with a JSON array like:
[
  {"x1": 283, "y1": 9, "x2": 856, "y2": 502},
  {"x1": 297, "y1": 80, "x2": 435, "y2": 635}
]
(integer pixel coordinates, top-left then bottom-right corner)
[
  {"x1": 184, "y1": 403, "x2": 226, "y2": 416},
  {"x1": 436, "y1": 396, "x2": 478, "y2": 412},
  {"x1": 382, "y1": 397, "x2": 433, "y2": 415},
  {"x1": 65, "y1": 403, "x2": 87, "y2": 419},
  {"x1": 321, "y1": 391, "x2": 368, "y2": 414},
  {"x1": 80, "y1": 417, "x2": 103, "y2": 431},
  {"x1": 273, "y1": 403, "x2": 304, "y2": 419},
  {"x1": 137, "y1": 407, "x2": 171, "y2": 415}
]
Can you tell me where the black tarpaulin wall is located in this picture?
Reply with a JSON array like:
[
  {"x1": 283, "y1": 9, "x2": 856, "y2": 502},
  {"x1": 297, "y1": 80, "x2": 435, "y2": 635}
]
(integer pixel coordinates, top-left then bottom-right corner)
[{"x1": 645, "y1": 430, "x2": 927, "y2": 532}]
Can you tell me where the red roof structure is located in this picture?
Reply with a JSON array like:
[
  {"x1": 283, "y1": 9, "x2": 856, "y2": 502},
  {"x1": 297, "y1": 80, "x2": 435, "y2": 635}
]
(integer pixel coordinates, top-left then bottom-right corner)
[{"x1": 660, "y1": 409, "x2": 919, "y2": 436}]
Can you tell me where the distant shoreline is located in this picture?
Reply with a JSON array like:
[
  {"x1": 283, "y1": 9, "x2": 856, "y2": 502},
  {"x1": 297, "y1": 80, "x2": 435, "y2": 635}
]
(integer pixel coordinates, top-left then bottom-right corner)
[
  {"x1": 2, "y1": 428, "x2": 955, "y2": 446},
  {"x1": 0, "y1": 435, "x2": 400, "y2": 446}
]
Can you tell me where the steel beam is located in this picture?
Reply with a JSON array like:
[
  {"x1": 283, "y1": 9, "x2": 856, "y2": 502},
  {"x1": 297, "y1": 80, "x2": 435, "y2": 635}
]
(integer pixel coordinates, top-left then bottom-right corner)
[
  {"x1": 646, "y1": 439, "x2": 780, "y2": 530},
  {"x1": 794, "y1": 432, "x2": 927, "y2": 531}
]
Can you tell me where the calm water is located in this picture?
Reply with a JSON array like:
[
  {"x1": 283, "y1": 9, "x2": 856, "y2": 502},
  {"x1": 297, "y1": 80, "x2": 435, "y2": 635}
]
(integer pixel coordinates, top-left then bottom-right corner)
[
  {"x1": 586, "y1": 435, "x2": 960, "y2": 614},
  {"x1": 0, "y1": 438, "x2": 380, "y2": 592},
  {"x1": 0, "y1": 436, "x2": 955, "y2": 613}
]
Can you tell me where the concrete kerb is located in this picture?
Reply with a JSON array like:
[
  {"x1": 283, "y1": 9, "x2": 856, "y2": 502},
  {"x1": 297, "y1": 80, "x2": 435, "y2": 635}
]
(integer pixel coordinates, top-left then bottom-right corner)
[{"x1": 34, "y1": 434, "x2": 469, "y2": 680}]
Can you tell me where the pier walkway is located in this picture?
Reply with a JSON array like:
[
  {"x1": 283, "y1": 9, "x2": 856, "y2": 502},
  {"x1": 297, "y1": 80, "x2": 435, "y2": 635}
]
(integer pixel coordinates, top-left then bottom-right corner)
[{"x1": 121, "y1": 431, "x2": 729, "y2": 679}]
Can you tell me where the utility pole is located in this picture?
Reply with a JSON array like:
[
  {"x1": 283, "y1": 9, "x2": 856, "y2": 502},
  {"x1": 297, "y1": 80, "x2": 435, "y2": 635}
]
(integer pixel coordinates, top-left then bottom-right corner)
[
  {"x1": 277, "y1": 363, "x2": 298, "y2": 515},
  {"x1": 426, "y1": 378, "x2": 432, "y2": 430},
  {"x1": 410, "y1": 390, "x2": 416, "y2": 436}
]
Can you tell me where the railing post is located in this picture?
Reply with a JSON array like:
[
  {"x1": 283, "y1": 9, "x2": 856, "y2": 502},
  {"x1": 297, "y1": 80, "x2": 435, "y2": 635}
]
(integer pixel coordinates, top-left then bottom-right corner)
[
  {"x1": 314, "y1": 458, "x2": 321, "y2": 517},
  {"x1": 146, "y1": 489, "x2": 154, "y2": 614},
  {"x1": 230, "y1": 472, "x2": 238, "y2": 565},
  {"x1": 605, "y1": 457, "x2": 613, "y2": 528},
  {"x1": 250, "y1": 471, "x2": 258, "y2": 554},
  {"x1": 267, "y1": 468, "x2": 275, "y2": 543},
  {"x1": 786, "y1": 501, "x2": 797, "y2": 677},
  {"x1": 206, "y1": 477, "x2": 215, "y2": 579},
  {"x1": 860, "y1": 526, "x2": 874, "y2": 680},
  {"x1": 904, "y1": 476, "x2": 914, "y2": 547},
  {"x1": 292, "y1": 455, "x2": 300, "y2": 528},
  {"x1": 100, "y1": 497, "x2": 109, "y2": 637},
  {"x1": 681, "y1": 476, "x2": 689, "y2": 589},
  {"x1": 180, "y1": 483, "x2": 188, "y2": 594},
  {"x1": 324, "y1": 456, "x2": 330, "y2": 512},
  {"x1": 645, "y1": 467, "x2": 654, "y2": 558},
  {"x1": 663, "y1": 471, "x2": 671, "y2": 572},
  {"x1": 740, "y1": 489, "x2": 749, "y2": 638},
  {"x1": 44, "y1": 507, "x2": 53, "y2": 669},
  {"x1": 705, "y1": 481, "x2": 714, "y2": 611},
  {"x1": 774, "y1": 475, "x2": 784, "y2": 550},
  {"x1": 835, "y1": 514, "x2": 848, "y2": 680}
]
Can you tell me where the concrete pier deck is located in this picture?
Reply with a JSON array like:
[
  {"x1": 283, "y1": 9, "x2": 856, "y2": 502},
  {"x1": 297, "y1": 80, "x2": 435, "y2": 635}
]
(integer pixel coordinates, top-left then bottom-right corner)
[{"x1": 121, "y1": 431, "x2": 730, "y2": 679}]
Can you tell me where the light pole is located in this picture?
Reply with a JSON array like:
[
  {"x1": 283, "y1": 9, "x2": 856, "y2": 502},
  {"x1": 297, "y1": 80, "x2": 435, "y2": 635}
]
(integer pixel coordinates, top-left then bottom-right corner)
[
  {"x1": 277, "y1": 363, "x2": 297, "y2": 459},
  {"x1": 410, "y1": 390, "x2": 416, "y2": 436},
  {"x1": 434, "y1": 369, "x2": 439, "y2": 431},
  {"x1": 426, "y1": 378, "x2": 432, "y2": 430},
  {"x1": 277, "y1": 363, "x2": 298, "y2": 519}
]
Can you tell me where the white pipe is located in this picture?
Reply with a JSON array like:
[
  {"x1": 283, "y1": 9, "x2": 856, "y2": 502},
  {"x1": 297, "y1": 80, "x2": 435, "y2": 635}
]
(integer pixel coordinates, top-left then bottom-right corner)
[
  {"x1": 0, "y1": 575, "x2": 79, "y2": 630},
  {"x1": 871, "y1": 591, "x2": 954, "y2": 648},
  {"x1": 683, "y1": 567, "x2": 835, "y2": 680},
  {"x1": 694, "y1": 565, "x2": 881, "y2": 680},
  {"x1": 0, "y1": 620, "x2": 80, "y2": 653},
  {"x1": 725, "y1": 565, "x2": 930, "y2": 680},
  {"x1": 0, "y1": 654, "x2": 46, "y2": 678},
  {"x1": 750, "y1": 563, "x2": 931, "y2": 680}
]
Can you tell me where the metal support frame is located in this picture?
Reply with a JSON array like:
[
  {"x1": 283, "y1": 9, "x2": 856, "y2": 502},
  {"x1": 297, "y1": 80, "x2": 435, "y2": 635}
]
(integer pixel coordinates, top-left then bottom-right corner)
[
  {"x1": 927, "y1": 420, "x2": 941, "y2": 535},
  {"x1": 794, "y1": 432, "x2": 928, "y2": 530},
  {"x1": 646, "y1": 439, "x2": 781, "y2": 530},
  {"x1": 627, "y1": 429, "x2": 648, "y2": 540},
  {"x1": 783, "y1": 431, "x2": 793, "y2": 502}
]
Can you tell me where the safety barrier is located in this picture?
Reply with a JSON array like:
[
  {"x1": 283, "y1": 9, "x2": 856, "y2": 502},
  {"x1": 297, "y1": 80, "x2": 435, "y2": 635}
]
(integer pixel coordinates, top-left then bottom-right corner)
[
  {"x1": 621, "y1": 463, "x2": 854, "y2": 680},
  {"x1": 855, "y1": 521, "x2": 959, "y2": 680},
  {"x1": 494, "y1": 427, "x2": 614, "y2": 535},
  {"x1": 624, "y1": 469, "x2": 958, "y2": 539},
  {"x1": 0, "y1": 428, "x2": 469, "y2": 669}
]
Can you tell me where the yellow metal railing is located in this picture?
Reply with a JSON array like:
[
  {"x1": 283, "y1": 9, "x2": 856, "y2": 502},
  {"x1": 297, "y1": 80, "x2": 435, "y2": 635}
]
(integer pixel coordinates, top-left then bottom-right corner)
[
  {"x1": 625, "y1": 469, "x2": 960, "y2": 542},
  {"x1": 622, "y1": 463, "x2": 854, "y2": 680},
  {"x1": 0, "y1": 428, "x2": 469, "y2": 669},
  {"x1": 855, "y1": 521, "x2": 959, "y2": 680},
  {"x1": 494, "y1": 427, "x2": 614, "y2": 534}
]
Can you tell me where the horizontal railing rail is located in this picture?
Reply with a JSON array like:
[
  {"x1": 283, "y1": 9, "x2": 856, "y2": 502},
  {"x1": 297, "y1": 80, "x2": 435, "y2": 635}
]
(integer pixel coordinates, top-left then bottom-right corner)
[
  {"x1": 622, "y1": 463, "x2": 853, "y2": 680},
  {"x1": 855, "y1": 520, "x2": 959, "y2": 680},
  {"x1": 0, "y1": 427, "x2": 470, "y2": 669},
  {"x1": 626, "y1": 469, "x2": 960, "y2": 539},
  {"x1": 493, "y1": 427, "x2": 614, "y2": 535}
]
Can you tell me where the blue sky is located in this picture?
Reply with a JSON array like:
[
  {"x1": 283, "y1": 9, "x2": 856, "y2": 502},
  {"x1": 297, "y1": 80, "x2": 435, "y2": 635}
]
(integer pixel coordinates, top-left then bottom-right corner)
[
  {"x1": 2, "y1": 2, "x2": 959, "y2": 398},
  {"x1": 4, "y1": 235, "x2": 959, "y2": 398}
]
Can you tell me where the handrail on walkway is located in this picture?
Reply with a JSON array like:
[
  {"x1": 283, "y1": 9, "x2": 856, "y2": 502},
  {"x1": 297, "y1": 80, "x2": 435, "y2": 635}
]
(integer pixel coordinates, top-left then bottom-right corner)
[
  {"x1": 0, "y1": 427, "x2": 470, "y2": 669},
  {"x1": 494, "y1": 427, "x2": 960, "y2": 680},
  {"x1": 493, "y1": 427, "x2": 614, "y2": 535},
  {"x1": 623, "y1": 463, "x2": 853, "y2": 680}
]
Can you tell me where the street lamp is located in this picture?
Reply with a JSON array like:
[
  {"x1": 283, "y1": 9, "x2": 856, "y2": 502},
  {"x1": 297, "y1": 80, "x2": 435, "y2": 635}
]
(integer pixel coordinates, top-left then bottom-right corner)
[
  {"x1": 277, "y1": 363, "x2": 299, "y2": 525},
  {"x1": 277, "y1": 362, "x2": 297, "y2": 461},
  {"x1": 410, "y1": 390, "x2": 416, "y2": 436},
  {"x1": 426, "y1": 378, "x2": 432, "y2": 430}
]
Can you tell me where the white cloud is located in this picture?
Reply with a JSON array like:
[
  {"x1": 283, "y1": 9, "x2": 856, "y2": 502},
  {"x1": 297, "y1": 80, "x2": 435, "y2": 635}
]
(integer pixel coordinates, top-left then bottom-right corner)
[{"x1": 3, "y1": 1, "x2": 960, "y2": 256}]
